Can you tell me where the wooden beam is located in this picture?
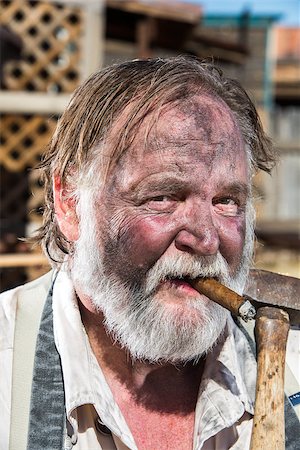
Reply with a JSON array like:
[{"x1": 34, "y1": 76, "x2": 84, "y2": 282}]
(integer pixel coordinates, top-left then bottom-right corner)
[
  {"x1": 81, "y1": 0, "x2": 105, "y2": 79},
  {"x1": 0, "y1": 91, "x2": 70, "y2": 114},
  {"x1": 106, "y1": 0, "x2": 202, "y2": 24},
  {"x1": 136, "y1": 17, "x2": 156, "y2": 58},
  {"x1": 0, "y1": 253, "x2": 49, "y2": 268}
]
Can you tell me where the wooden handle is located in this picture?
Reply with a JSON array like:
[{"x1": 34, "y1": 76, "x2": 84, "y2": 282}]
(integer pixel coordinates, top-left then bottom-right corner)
[{"x1": 250, "y1": 307, "x2": 290, "y2": 450}]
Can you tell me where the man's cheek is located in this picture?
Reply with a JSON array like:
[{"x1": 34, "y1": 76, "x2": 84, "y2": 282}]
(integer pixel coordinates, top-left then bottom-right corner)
[
  {"x1": 103, "y1": 214, "x2": 174, "y2": 280},
  {"x1": 219, "y1": 219, "x2": 246, "y2": 271}
]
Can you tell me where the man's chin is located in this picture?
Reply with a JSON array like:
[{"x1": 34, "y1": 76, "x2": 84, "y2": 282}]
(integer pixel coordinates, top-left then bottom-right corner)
[
  {"x1": 109, "y1": 295, "x2": 228, "y2": 363},
  {"x1": 73, "y1": 265, "x2": 230, "y2": 363}
]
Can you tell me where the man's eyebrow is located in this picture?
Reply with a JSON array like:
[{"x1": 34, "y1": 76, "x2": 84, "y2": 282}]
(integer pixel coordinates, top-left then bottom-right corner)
[
  {"x1": 217, "y1": 182, "x2": 250, "y2": 197},
  {"x1": 121, "y1": 173, "x2": 189, "y2": 197},
  {"x1": 133, "y1": 176, "x2": 188, "y2": 192}
]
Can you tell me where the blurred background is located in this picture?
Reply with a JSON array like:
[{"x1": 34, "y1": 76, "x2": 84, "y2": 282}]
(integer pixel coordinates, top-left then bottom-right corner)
[{"x1": 0, "y1": 0, "x2": 299, "y2": 292}]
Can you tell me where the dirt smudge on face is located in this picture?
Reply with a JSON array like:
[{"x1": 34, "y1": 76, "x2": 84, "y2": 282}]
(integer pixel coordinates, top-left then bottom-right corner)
[{"x1": 96, "y1": 92, "x2": 248, "y2": 285}]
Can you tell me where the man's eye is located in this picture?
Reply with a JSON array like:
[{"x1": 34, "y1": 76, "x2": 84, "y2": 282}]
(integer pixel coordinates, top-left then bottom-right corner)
[
  {"x1": 219, "y1": 198, "x2": 236, "y2": 205},
  {"x1": 152, "y1": 196, "x2": 169, "y2": 202},
  {"x1": 146, "y1": 195, "x2": 176, "y2": 211},
  {"x1": 214, "y1": 198, "x2": 239, "y2": 216}
]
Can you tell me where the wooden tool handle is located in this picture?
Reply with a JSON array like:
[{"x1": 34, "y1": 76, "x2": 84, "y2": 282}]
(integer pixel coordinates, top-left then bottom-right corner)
[{"x1": 250, "y1": 306, "x2": 290, "y2": 450}]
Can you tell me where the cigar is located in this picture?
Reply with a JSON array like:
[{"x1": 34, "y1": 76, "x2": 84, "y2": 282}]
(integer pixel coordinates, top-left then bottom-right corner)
[{"x1": 190, "y1": 278, "x2": 256, "y2": 321}]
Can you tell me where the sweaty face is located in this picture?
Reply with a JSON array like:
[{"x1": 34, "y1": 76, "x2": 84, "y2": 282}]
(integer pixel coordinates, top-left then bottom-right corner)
[{"x1": 72, "y1": 94, "x2": 254, "y2": 363}]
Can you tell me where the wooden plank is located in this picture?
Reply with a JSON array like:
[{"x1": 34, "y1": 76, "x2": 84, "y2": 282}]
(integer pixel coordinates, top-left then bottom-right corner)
[
  {"x1": 136, "y1": 17, "x2": 156, "y2": 58},
  {"x1": 256, "y1": 219, "x2": 300, "y2": 234},
  {"x1": 0, "y1": 91, "x2": 70, "y2": 114},
  {"x1": 106, "y1": 0, "x2": 202, "y2": 24},
  {"x1": 81, "y1": 0, "x2": 105, "y2": 79},
  {"x1": 0, "y1": 253, "x2": 49, "y2": 268}
]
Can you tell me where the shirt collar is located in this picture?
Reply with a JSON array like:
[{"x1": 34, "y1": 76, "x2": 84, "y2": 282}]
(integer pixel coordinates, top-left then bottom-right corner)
[{"x1": 194, "y1": 316, "x2": 256, "y2": 448}]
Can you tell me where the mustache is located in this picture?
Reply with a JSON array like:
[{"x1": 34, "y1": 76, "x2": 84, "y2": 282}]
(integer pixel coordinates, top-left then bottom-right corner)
[{"x1": 144, "y1": 252, "x2": 230, "y2": 295}]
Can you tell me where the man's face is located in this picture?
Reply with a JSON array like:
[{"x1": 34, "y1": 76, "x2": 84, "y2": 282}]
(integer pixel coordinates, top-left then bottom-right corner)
[{"x1": 72, "y1": 94, "x2": 253, "y2": 363}]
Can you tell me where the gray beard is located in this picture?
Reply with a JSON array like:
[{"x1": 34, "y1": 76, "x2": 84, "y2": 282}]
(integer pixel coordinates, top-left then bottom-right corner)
[{"x1": 71, "y1": 192, "x2": 254, "y2": 364}]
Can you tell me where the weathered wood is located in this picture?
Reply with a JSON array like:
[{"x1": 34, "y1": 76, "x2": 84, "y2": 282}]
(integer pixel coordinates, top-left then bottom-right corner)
[
  {"x1": 0, "y1": 114, "x2": 57, "y2": 172},
  {"x1": 106, "y1": 0, "x2": 202, "y2": 24},
  {"x1": 136, "y1": 17, "x2": 156, "y2": 59},
  {"x1": 0, "y1": 1, "x2": 83, "y2": 93},
  {"x1": 0, "y1": 91, "x2": 71, "y2": 114},
  {"x1": 0, "y1": 253, "x2": 49, "y2": 268},
  {"x1": 250, "y1": 307, "x2": 290, "y2": 450},
  {"x1": 81, "y1": 0, "x2": 104, "y2": 80}
]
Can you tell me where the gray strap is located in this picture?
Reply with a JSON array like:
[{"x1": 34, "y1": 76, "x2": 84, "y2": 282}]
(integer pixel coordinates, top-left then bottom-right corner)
[{"x1": 27, "y1": 276, "x2": 66, "y2": 450}]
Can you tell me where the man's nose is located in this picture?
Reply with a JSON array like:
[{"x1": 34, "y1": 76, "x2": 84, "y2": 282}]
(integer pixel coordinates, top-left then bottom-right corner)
[{"x1": 174, "y1": 207, "x2": 220, "y2": 256}]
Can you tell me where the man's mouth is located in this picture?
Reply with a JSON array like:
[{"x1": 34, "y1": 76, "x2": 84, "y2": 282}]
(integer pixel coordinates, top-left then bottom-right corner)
[
  {"x1": 161, "y1": 275, "x2": 220, "y2": 296},
  {"x1": 162, "y1": 276, "x2": 201, "y2": 294}
]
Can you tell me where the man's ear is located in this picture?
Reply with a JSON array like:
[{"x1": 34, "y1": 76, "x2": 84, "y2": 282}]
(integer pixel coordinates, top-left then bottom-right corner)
[{"x1": 53, "y1": 175, "x2": 79, "y2": 242}]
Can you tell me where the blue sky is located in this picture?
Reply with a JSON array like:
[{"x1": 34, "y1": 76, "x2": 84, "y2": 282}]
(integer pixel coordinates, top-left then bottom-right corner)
[{"x1": 189, "y1": 0, "x2": 300, "y2": 26}]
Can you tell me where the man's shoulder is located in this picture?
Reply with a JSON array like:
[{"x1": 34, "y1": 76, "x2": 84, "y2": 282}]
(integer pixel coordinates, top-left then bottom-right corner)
[
  {"x1": 18, "y1": 270, "x2": 54, "y2": 295},
  {"x1": 0, "y1": 271, "x2": 53, "y2": 313},
  {"x1": 0, "y1": 271, "x2": 54, "y2": 354}
]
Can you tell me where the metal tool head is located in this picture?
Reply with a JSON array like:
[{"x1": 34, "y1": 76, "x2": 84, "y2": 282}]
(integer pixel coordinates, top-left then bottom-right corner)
[{"x1": 245, "y1": 269, "x2": 300, "y2": 326}]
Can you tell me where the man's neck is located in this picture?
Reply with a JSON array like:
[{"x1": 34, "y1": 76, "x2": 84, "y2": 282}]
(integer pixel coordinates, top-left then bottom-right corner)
[{"x1": 77, "y1": 293, "x2": 205, "y2": 415}]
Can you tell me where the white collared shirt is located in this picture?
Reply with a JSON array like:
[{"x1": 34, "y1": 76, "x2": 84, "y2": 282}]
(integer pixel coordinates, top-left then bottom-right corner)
[
  {"x1": 1, "y1": 270, "x2": 299, "y2": 450},
  {"x1": 52, "y1": 269, "x2": 256, "y2": 450}
]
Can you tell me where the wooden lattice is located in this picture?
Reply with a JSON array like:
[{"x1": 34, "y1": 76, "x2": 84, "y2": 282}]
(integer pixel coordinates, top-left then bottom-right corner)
[
  {"x1": 0, "y1": 0, "x2": 83, "y2": 93},
  {"x1": 0, "y1": 114, "x2": 57, "y2": 171}
]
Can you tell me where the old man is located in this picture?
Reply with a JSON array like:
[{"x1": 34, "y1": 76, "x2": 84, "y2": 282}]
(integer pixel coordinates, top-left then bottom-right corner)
[{"x1": 1, "y1": 56, "x2": 298, "y2": 450}]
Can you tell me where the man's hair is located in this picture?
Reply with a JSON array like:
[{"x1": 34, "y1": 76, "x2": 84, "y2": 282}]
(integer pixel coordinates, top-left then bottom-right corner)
[{"x1": 34, "y1": 55, "x2": 275, "y2": 264}]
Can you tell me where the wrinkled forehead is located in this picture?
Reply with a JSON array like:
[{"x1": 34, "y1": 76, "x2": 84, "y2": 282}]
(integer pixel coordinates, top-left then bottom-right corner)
[
  {"x1": 154, "y1": 94, "x2": 242, "y2": 146},
  {"x1": 102, "y1": 93, "x2": 248, "y2": 190},
  {"x1": 119, "y1": 93, "x2": 245, "y2": 158},
  {"x1": 105, "y1": 93, "x2": 249, "y2": 190}
]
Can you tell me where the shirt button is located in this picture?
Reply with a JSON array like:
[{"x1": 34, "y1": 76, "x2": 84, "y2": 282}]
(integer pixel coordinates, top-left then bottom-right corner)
[{"x1": 95, "y1": 417, "x2": 112, "y2": 436}]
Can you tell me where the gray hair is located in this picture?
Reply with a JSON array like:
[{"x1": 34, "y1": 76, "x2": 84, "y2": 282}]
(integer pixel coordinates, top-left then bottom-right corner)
[{"x1": 34, "y1": 55, "x2": 275, "y2": 264}]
